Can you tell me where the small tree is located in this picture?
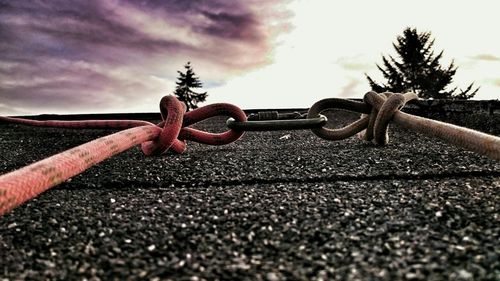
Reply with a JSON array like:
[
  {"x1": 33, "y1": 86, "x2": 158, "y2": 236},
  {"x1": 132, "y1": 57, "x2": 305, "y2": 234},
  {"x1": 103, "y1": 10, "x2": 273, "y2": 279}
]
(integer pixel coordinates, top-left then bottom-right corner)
[
  {"x1": 366, "y1": 28, "x2": 478, "y2": 99},
  {"x1": 173, "y1": 62, "x2": 208, "y2": 111}
]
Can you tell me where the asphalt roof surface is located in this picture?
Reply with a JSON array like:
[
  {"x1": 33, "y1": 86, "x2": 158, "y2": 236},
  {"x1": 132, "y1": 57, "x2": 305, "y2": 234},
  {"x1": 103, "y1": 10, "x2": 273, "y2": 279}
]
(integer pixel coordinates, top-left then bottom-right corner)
[{"x1": 0, "y1": 111, "x2": 499, "y2": 280}]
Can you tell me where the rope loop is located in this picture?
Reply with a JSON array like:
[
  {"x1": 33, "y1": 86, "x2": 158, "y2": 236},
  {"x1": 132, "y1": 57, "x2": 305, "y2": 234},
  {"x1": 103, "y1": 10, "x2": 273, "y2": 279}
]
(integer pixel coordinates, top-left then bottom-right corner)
[
  {"x1": 141, "y1": 97, "x2": 249, "y2": 155},
  {"x1": 179, "y1": 103, "x2": 247, "y2": 145},
  {"x1": 307, "y1": 91, "x2": 418, "y2": 144},
  {"x1": 307, "y1": 98, "x2": 371, "y2": 140},
  {"x1": 141, "y1": 97, "x2": 248, "y2": 155},
  {"x1": 150, "y1": 101, "x2": 247, "y2": 146}
]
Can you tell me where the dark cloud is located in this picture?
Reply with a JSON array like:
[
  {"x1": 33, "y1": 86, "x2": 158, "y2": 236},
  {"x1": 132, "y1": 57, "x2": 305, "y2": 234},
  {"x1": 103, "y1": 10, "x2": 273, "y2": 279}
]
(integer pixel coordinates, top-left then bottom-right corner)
[
  {"x1": 0, "y1": 68, "x2": 115, "y2": 110},
  {"x1": 0, "y1": 0, "x2": 291, "y2": 114},
  {"x1": 200, "y1": 11, "x2": 260, "y2": 40},
  {"x1": 0, "y1": 0, "x2": 188, "y2": 63}
]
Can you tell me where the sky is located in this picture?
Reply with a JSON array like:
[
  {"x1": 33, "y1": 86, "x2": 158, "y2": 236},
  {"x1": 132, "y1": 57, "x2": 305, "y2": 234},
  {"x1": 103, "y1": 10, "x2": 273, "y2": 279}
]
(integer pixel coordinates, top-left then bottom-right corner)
[{"x1": 1, "y1": 0, "x2": 499, "y2": 115}]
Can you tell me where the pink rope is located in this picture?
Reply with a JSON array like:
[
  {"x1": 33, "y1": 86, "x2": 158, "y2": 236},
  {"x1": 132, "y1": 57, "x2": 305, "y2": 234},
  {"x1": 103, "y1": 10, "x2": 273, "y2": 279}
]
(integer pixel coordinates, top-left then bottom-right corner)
[{"x1": 0, "y1": 96, "x2": 246, "y2": 215}]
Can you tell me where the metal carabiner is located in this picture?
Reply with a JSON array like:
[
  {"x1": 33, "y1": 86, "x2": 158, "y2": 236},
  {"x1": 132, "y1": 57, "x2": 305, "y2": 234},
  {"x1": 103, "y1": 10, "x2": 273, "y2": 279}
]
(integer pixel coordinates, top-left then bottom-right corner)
[{"x1": 226, "y1": 114, "x2": 327, "y2": 131}]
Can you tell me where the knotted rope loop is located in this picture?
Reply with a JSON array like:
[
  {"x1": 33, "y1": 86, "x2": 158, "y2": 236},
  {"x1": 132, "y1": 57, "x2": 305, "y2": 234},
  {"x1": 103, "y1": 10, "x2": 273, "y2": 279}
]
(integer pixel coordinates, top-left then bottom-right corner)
[
  {"x1": 141, "y1": 95, "x2": 186, "y2": 156},
  {"x1": 308, "y1": 92, "x2": 418, "y2": 144},
  {"x1": 307, "y1": 98, "x2": 371, "y2": 140},
  {"x1": 153, "y1": 103, "x2": 247, "y2": 145},
  {"x1": 362, "y1": 91, "x2": 418, "y2": 145}
]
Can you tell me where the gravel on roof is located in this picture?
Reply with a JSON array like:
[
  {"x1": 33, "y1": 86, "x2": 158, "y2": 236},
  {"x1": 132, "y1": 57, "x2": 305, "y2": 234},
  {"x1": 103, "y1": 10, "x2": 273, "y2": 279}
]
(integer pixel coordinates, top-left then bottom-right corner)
[{"x1": 1, "y1": 111, "x2": 499, "y2": 280}]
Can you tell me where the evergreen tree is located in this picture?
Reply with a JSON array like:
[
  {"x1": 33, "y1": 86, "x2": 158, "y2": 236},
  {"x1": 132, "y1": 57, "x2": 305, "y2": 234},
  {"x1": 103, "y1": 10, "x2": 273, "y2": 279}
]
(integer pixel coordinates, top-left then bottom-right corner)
[
  {"x1": 173, "y1": 62, "x2": 208, "y2": 111},
  {"x1": 366, "y1": 28, "x2": 478, "y2": 99}
]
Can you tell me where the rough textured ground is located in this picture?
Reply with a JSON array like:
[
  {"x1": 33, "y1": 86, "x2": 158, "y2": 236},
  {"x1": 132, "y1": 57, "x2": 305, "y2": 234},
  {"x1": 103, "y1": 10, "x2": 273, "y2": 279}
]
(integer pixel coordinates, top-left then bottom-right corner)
[{"x1": 0, "y1": 111, "x2": 499, "y2": 280}]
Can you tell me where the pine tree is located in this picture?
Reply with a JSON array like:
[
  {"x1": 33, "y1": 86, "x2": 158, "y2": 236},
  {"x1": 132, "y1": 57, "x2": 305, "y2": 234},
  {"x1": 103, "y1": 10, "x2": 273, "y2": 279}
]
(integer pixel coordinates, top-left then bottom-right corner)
[
  {"x1": 366, "y1": 28, "x2": 478, "y2": 99},
  {"x1": 173, "y1": 62, "x2": 208, "y2": 111}
]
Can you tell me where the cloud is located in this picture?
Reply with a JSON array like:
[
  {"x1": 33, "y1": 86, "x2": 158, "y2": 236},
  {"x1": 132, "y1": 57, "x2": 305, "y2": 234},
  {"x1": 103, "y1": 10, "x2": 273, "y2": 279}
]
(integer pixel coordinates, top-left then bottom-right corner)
[
  {"x1": 492, "y1": 78, "x2": 500, "y2": 87},
  {"x1": 471, "y1": 54, "x2": 500, "y2": 61},
  {"x1": 0, "y1": 103, "x2": 30, "y2": 116},
  {"x1": 0, "y1": 0, "x2": 292, "y2": 114},
  {"x1": 336, "y1": 56, "x2": 375, "y2": 72},
  {"x1": 338, "y1": 78, "x2": 363, "y2": 98}
]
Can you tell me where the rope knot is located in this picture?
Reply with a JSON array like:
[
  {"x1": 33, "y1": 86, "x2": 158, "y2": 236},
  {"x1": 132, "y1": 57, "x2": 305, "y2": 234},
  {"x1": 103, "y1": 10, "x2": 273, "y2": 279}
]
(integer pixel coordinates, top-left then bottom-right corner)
[
  {"x1": 141, "y1": 95, "x2": 187, "y2": 156},
  {"x1": 307, "y1": 91, "x2": 418, "y2": 145},
  {"x1": 361, "y1": 91, "x2": 418, "y2": 145},
  {"x1": 141, "y1": 95, "x2": 248, "y2": 156}
]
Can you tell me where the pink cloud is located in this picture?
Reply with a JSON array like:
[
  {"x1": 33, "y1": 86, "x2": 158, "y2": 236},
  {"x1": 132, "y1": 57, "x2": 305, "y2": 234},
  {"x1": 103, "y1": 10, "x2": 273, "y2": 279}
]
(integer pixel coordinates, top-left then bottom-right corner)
[{"x1": 0, "y1": 0, "x2": 292, "y2": 114}]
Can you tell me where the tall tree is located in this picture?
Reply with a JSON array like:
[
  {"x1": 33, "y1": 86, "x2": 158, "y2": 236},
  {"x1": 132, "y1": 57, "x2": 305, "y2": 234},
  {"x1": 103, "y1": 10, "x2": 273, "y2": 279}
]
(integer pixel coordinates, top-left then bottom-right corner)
[
  {"x1": 366, "y1": 28, "x2": 478, "y2": 99},
  {"x1": 173, "y1": 62, "x2": 208, "y2": 111}
]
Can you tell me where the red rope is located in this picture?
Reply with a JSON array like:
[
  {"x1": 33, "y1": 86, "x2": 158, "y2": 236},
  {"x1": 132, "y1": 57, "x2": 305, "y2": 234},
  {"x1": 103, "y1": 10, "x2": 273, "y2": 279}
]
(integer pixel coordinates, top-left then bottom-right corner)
[{"x1": 0, "y1": 96, "x2": 246, "y2": 215}]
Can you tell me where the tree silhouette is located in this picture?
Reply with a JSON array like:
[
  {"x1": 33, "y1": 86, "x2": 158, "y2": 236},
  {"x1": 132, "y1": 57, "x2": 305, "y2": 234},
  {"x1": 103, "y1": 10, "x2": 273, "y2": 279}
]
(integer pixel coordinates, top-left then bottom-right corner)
[
  {"x1": 366, "y1": 28, "x2": 478, "y2": 99},
  {"x1": 173, "y1": 62, "x2": 208, "y2": 111}
]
